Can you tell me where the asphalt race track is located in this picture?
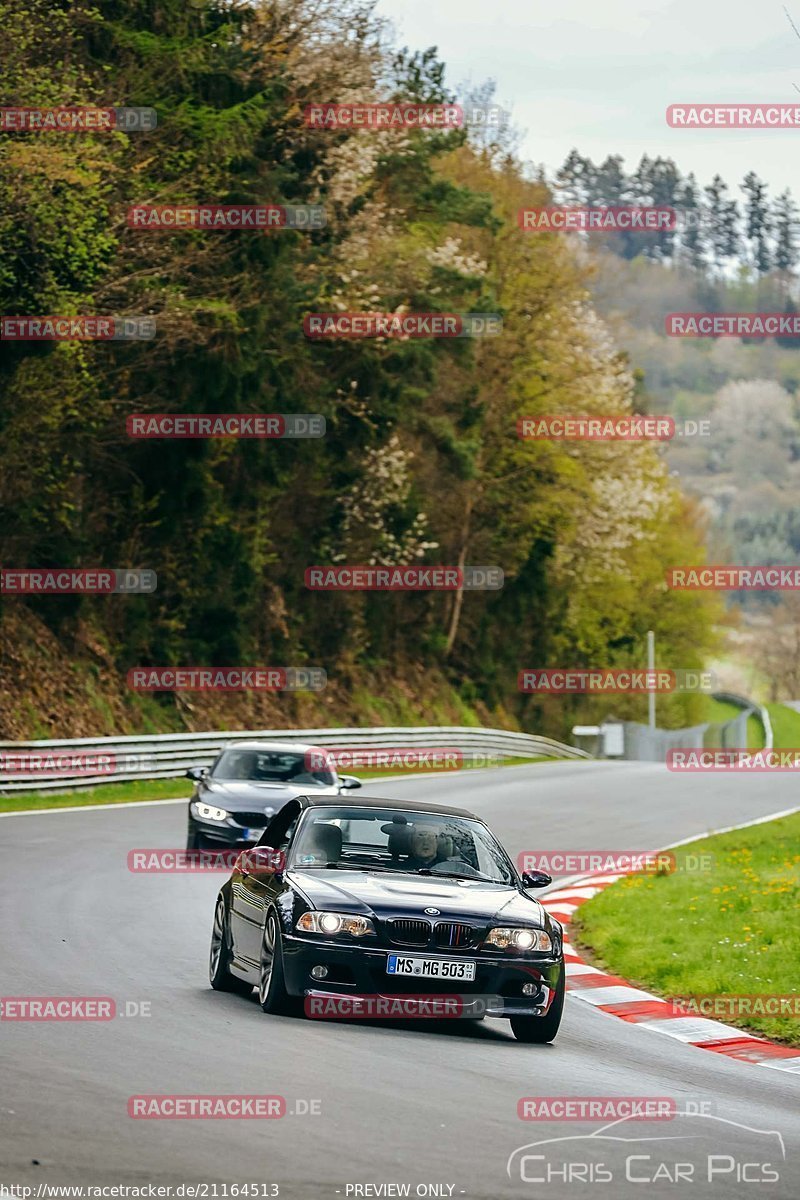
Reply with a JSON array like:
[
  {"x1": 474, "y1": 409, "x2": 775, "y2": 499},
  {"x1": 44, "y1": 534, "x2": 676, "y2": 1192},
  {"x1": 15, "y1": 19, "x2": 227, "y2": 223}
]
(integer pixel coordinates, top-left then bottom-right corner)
[{"x1": 2, "y1": 761, "x2": 799, "y2": 1199}]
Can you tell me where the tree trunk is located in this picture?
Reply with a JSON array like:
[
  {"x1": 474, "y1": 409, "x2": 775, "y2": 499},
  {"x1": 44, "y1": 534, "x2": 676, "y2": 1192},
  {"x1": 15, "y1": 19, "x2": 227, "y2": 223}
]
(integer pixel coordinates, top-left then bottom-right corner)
[{"x1": 444, "y1": 497, "x2": 474, "y2": 657}]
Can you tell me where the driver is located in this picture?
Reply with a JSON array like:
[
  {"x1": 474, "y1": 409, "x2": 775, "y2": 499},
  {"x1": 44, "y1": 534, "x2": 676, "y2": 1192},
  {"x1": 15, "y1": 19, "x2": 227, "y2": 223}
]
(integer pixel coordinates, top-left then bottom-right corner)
[{"x1": 405, "y1": 825, "x2": 448, "y2": 870}]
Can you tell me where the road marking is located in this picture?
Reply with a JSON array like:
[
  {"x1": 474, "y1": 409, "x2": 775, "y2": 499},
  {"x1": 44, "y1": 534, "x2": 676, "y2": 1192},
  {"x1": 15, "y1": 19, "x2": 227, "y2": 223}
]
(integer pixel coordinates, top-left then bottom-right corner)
[
  {"x1": 637, "y1": 1016, "x2": 758, "y2": 1042},
  {"x1": 571, "y1": 984, "x2": 659, "y2": 1007}
]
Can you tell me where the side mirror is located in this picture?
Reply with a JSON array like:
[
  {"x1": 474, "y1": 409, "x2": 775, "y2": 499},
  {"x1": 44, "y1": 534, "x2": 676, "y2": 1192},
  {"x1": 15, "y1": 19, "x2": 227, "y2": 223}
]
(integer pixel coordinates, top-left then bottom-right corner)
[
  {"x1": 521, "y1": 869, "x2": 552, "y2": 889},
  {"x1": 236, "y1": 846, "x2": 285, "y2": 877},
  {"x1": 186, "y1": 766, "x2": 209, "y2": 782},
  {"x1": 339, "y1": 775, "x2": 362, "y2": 790}
]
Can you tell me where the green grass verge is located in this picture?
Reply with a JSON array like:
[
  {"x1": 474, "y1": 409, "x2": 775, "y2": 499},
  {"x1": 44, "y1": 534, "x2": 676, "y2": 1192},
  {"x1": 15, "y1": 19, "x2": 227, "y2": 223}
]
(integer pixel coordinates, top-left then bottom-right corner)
[
  {"x1": 766, "y1": 702, "x2": 800, "y2": 750},
  {"x1": 0, "y1": 755, "x2": 559, "y2": 813},
  {"x1": 572, "y1": 811, "x2": 800, "y2": 1046},
  {"x1": 701, "y1": 697, "x2": 743, "y2": 725},
  {"x1": 0, "y1": 778, "x2": 193, "y2": 812},
  {"x1": 746, "y1": 713, "x2": 765, "y2": 749}
]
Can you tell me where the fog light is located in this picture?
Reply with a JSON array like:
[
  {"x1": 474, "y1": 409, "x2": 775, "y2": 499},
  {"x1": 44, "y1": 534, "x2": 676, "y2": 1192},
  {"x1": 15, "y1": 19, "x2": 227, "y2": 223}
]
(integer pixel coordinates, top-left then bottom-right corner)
[
  {"x1": 522, "y1": 982, "x2": 537, "y2": 996},
  {"x1": 311, "y1": 965, "x2": 328, "y2": 980}
]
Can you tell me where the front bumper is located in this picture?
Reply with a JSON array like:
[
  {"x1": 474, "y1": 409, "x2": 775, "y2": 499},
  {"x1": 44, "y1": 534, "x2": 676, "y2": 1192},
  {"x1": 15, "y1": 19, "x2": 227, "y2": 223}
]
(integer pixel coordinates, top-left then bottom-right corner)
[
  {"x1": 189, "y1": 816, "x2": 265, "y2": 846},
  {"x1": 281, "y1": 934, "x2": 562, "y2": 1018}
]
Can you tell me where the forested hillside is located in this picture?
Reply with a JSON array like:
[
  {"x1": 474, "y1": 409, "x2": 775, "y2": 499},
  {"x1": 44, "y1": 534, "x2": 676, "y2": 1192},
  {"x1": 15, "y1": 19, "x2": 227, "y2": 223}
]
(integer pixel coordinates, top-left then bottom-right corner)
[
  {"x1": 555, "y1": 150, "x2": 800, "y2": 618},
  {"x1": 0, "y1": 0, "x2": 719, "y2": 739}
]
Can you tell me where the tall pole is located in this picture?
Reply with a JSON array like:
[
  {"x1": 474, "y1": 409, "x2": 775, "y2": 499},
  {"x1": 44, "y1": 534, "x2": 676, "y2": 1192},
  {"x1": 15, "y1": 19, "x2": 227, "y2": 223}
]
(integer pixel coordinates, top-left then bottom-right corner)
[{"x1": 647, "y1": 629, "x2": 656, "y2": 730}]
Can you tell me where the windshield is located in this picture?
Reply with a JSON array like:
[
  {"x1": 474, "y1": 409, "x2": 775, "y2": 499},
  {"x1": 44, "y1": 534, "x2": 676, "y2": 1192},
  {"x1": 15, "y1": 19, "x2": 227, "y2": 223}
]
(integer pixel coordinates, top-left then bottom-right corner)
[
  {"x1": 288, "y1": 805, "x2": 515, "y2": 884},
  {"x1": 211, "y1": 748, "x2": 336, "y2": 787}
]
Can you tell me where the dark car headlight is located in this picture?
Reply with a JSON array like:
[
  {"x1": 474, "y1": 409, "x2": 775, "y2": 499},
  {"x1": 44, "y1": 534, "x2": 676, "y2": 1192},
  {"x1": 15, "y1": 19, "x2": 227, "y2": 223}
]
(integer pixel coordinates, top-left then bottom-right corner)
[
  {"x1": 191, "y1": 801, "x2": 229, "y2": 822},
  {"x1": 295, "y1": 912, "x2": 375, "y2": 937},
  {"x1": 485, "y1": 927, "x2": 553, "y2": 952}
]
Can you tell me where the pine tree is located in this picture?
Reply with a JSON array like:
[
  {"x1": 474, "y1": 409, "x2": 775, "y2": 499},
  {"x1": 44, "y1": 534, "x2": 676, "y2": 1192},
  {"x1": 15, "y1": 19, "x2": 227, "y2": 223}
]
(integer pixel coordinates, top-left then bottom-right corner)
[
  {"x1": 593, "y1": 154, "x2": 628, "y2": 205},
  {"x1": 741, "y1": 171, "x2": 773, "y2": 274},
  {"x1": 646, "y1": 156, "x2": 682, "y2": 261},
  {"x1": 704, "y1": 175, "x2": 740, "y2": 270},
  {"x1": 676, "y1": 172, "x2": 708, "y2": 270},
  {"x1": 630, "y1": 154, "x2": 654, "y2": 205},
  {"x1": 554, "y1": 149, "x2": 593, "y2": 206},
  {"x1": 773, "y1": 188, "x2": 799, "y2": 273}
]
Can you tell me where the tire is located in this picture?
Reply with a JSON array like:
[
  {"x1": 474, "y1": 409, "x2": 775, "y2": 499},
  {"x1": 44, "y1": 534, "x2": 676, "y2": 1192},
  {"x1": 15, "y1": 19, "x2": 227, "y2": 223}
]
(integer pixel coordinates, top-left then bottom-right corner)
[
  {"x1": 258, "y1": 911, "x2": 297, "y2": 1015},
  {"x1": 187, "y1": 827, "x2": 204, "y2": 851},
  {"x1": 510, "y1": 964, "x2": 565, "y2": 1043},
  {"x1": 209, "y1": 895, "x2": 252, "y2": 995}
]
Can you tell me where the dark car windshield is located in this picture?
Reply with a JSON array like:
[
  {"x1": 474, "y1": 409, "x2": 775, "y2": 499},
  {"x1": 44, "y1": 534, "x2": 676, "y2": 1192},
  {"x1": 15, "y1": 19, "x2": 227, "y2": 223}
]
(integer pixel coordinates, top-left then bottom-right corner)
[
  {"x1": 211, "y1": 748, "x2": 335, "y2": 787},
  {"x1": 288, "y1": 805, "x2": 515, "y2": 884}
]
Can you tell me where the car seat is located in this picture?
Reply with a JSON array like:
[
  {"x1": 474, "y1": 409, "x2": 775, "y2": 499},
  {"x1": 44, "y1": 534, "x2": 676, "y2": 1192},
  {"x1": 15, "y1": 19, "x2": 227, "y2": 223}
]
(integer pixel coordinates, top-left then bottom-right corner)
[{"x1": 381, "y1": 817, "x2": 414, "y2": 860}]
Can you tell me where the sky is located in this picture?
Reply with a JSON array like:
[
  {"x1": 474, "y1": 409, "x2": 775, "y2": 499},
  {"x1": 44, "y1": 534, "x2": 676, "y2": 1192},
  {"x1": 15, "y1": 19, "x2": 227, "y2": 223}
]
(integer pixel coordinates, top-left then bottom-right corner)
[{"x1": 374, "y1": 0, "x2": 800, "y2": 198}]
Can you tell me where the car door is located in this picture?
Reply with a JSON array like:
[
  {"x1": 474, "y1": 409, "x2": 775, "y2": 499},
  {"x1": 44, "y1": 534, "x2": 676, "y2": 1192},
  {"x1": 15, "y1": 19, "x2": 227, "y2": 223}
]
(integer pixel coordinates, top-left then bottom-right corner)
[{"x1": 229, "y1": 800, "x2": 300, "y2": 968}]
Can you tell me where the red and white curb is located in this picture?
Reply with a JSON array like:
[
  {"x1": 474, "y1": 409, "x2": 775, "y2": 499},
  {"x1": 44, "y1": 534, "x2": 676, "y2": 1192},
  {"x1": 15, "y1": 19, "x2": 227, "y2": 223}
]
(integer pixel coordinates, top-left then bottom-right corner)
[{"x1": 541, "y1": 871, "x2": 800, "y2": 1074}]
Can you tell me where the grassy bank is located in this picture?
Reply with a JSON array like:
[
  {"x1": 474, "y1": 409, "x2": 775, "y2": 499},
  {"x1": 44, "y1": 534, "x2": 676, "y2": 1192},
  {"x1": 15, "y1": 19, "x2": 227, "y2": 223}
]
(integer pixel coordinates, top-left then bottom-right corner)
[
  {"x1": 766, "y1": 702, "x2": 800, "y2": 749},
  {"x1": 572, "y1": 811, "x2": 800, "y2": 1045}
]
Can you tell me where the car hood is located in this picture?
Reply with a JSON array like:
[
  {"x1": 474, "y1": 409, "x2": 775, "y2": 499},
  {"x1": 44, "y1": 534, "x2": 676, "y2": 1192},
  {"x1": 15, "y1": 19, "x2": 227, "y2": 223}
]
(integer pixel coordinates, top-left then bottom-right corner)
[
  {"x1": 200, "y1": 780, "x2": 340, "y2": 810},
  {"x1": 287, "y1": 869, "x2": 547, "y2": 926}
]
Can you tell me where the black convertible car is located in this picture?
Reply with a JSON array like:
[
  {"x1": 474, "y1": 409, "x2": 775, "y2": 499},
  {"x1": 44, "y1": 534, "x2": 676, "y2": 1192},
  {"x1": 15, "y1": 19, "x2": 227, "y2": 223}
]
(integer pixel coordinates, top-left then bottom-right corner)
[{"x1": 209, "y1": 794, "x2": 565, "y2": 1043}]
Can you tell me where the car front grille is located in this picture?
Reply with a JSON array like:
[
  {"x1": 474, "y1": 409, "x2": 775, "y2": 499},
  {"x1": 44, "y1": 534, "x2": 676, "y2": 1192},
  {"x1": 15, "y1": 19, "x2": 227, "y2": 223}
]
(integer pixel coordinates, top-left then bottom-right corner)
[
  {"x1": 386, "y1": 919, "x2": 480, "y2": 949},
  {"x1": 387, "y1": 919, "x2": 431, "y2": 946},
  {"x1": 229, "y1": 811, "x2": 270, "y2": 828},
  {"x1": 433, "y1": 922, "x2": 476, "y2": 949}
]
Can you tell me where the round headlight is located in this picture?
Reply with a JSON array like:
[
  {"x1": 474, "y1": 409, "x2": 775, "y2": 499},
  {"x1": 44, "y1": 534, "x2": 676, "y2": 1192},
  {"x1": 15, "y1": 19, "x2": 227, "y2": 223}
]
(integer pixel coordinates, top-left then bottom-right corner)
[
  {"x1": 318, "y1": 913, "x2": 342, "y2": 934},
  {"x1": 514, "y1": 930, "x2": 535, "y2": 949}
]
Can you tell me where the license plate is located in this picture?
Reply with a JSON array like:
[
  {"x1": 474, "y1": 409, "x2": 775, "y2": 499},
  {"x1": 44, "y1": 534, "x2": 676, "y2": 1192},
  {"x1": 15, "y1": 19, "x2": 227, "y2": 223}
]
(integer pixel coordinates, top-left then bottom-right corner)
[
  {"x1": 386, "y1": 955, "x2": 476, "y2": 981},
  {"x1": 241, "y1": 828, "x2": 264, "y2": 842}
]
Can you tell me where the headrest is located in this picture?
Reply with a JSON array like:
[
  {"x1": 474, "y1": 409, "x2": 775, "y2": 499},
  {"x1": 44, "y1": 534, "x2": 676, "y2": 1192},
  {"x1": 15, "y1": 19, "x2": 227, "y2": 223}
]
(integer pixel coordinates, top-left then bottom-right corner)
[
  {"x1": 304, "y1": 821, "x2": 343, "y2": 863},
  {"x1": 437, "y1": 833, "x2": 455, "y2": 859},
  {"x1": 381, "y1": 817, "x2": 413, "y2": 858}
]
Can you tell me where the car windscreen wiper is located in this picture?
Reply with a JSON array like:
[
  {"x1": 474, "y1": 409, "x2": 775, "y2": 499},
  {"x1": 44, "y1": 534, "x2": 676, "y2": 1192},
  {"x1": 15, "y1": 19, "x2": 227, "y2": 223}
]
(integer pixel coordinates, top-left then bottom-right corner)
[
  {"x1": 415, "y1": 868, "x2": 502, "y2": 883},
  {"x1": 294, "y1": 862, "x2": 404, "y2": 873}
]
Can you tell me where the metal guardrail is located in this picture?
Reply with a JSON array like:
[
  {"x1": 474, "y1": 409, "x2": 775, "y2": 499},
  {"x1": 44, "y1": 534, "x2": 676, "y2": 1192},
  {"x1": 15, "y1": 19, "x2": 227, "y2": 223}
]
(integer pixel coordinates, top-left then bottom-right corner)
[
  {"x1": 619, "y1": 690, "x2": 770, "y2": 762},
  {"x1": 0, "y1": 725, "x2": 591, "y2": 792},
  {"x1": 711, "y1": 691, "x2": 774, "y2": 751}
]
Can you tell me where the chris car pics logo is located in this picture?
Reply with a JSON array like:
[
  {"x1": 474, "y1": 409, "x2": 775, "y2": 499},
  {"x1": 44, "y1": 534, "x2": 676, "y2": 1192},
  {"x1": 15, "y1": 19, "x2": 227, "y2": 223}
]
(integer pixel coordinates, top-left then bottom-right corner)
[{"x1": 507, "y1": 1112, "x2": 785, "y2": 1185}]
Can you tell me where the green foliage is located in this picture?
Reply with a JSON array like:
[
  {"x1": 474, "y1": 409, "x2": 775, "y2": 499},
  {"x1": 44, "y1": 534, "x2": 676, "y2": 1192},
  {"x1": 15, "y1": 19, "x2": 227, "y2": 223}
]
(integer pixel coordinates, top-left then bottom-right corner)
[{"x1": 0, "y1": 0, "x2": 719, "y2": 739}]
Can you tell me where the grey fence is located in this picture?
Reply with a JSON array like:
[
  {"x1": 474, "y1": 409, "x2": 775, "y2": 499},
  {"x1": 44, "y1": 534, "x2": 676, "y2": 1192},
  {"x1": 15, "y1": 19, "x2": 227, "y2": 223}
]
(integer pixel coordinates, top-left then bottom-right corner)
[
  {"x1": 0, "y1": 724, "x2": 590, "y2": 793},
  {"x1": 621, "y1": 691, "x2": 772, "y2": 762}
]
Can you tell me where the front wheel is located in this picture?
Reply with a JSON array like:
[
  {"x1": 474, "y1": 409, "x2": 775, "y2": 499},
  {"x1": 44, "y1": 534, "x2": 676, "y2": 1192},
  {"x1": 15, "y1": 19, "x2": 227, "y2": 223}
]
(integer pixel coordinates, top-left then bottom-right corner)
[
  {"x1": 209, "y1": 895, "x2": 252, "y2": 995},
  {"x1": 258, "y1": 911, "x2": 297, "y2": 1015},
  {"x1": 510, "y1": 964, "x2": 565, "y2": 1043}
]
